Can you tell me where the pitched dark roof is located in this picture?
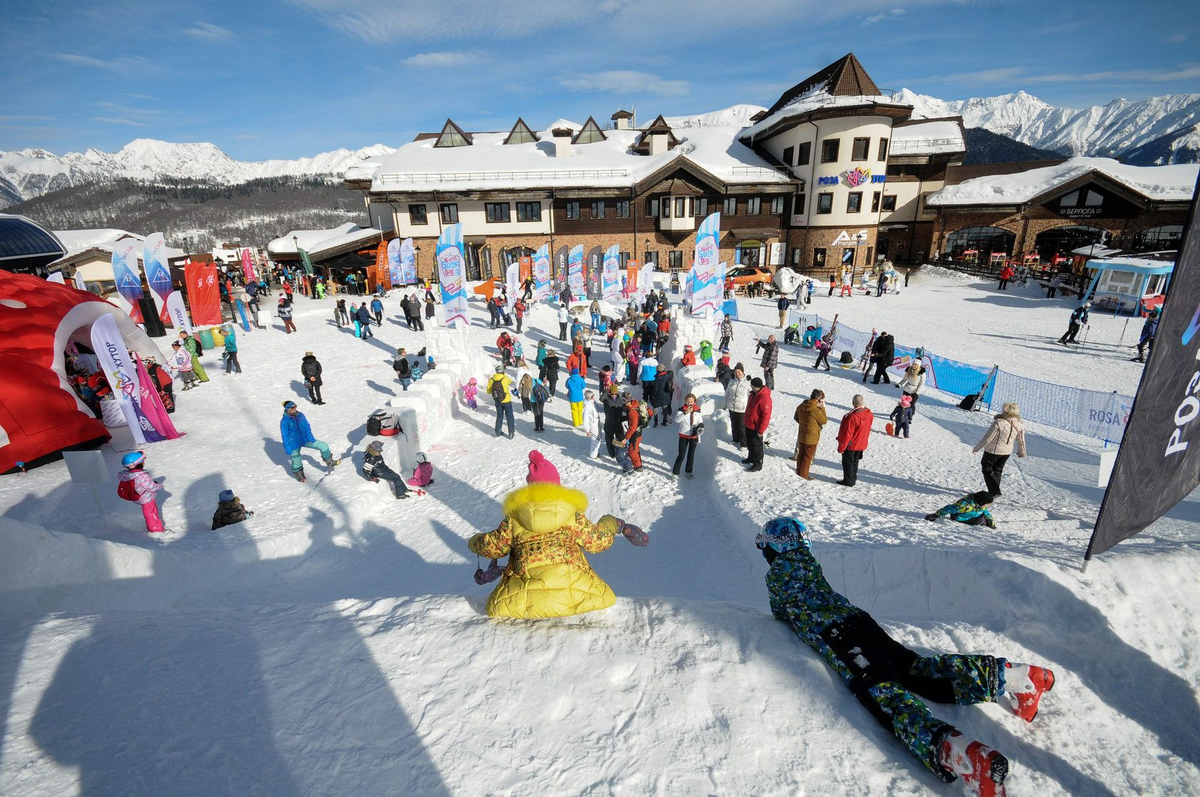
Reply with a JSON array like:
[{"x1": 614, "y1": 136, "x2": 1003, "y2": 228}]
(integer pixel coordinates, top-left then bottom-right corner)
[
  {"x1": 572, "y1": 116, "x2": 607, "y2": 145},
  {"x1": 503, "y1": 117, "x2": 538, "y2": 145},
  {"x1": 434, "y1": 118, "x2": 473, "y2": 148},
  {"x1": 766, "y1": 53, "x2": 881, "y2": 115},
  {"x1": 943, "y1": 160, "x2": 1068, "y2": 186},
  {"x1": 631, "y1": 114, "x2": 681, "y2": 154},
  {"x1": 611, "y1": 109, "x2": 633, "y2": 120}
]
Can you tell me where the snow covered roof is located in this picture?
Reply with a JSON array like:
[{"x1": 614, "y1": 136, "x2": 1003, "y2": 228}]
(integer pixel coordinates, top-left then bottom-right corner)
[
  {"x1": 369, "y1": 124, "x2": 791, "y2": 193},
  {"x1": 1085, "y1": 256, "x2": 1175, "y2": 275},
  {"x1": 267, "y1": 223, "x2": 382, "y2": 259},
  {"x1": 889, "y1": 119, "x2": 965, "y2": 156},
  {"x1": 739, "y1": 90, "x2": 911, "y2": 142},
  {"x1": 50, "y1": 228, "x2": 184, "y2": 262},
  {"x1": 928, "y1": 157, "x2": 1200, "y2": 207}
]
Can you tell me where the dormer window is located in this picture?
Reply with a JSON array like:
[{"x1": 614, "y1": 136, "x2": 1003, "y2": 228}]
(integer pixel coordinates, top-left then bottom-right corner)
[{"x1": 434, "y1": 119, "x2": 472, "y2": 148}]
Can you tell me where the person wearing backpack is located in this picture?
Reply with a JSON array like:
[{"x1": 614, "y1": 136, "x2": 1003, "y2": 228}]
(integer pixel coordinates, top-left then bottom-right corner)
[
  {"x1": 393, "y1": 347, "x2": 413, "y2": 391},
  {"x1": 486, "y1": 365, "x2": 516, "y2": 438},
  {"x1": 301, "y1": 351, "x2": 324, "y2": 404},
  {"x1": 180, "y1": 331, "x2": 209, "y2": 383},
  {"x1": 117, "y1": 451, "x2": 167, "y2": 534},
  {"x1": 530, "y1": 377, "x2": 549, "y2": 432},
  {"x1": 672, "y1": 393, "x2": 704, "y2": 478}
]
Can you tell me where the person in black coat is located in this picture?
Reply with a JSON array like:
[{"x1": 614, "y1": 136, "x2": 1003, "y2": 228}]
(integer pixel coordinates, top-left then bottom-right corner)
[
  {"x1": 301, "y1": 351, "x2": 324, "y2": 404},
  {"x1": 354, "y1": 304, "x2": 374, "y2": 339},
  {"x1": 601, "y1": 384, "x2": 627, "y2": 457},
  {"x1": 542, "y1": 349, "x2": 561, "y2": 399},
  {"x1": 399, "y1": 296, "x2": 413, "y2": 328},
  {"x1": 870, "y1": 332, "x2": 895, "y2": 384}
]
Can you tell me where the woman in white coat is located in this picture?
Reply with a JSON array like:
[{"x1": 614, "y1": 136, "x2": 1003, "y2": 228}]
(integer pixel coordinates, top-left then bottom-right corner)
[
  {"x1": 672, "y1": 393, "x2": 704, "y2": 478},
  {"x1": 972, "y1": 402, "x2": 1027, "y2": 497},
  {"x1": 897, "y1": 362, "x2": 926, "y2": 410},
  {"x1": 582, "y1": 389, "x2": 602, "y2": 459}
]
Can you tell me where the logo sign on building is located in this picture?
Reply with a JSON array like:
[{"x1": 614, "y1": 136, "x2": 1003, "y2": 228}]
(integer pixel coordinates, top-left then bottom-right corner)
[
  {"x1": 832, "y1": 229, "x2": 871, "y2": 247},
  {"x1": 436, "y1": 224, "x2": 469, "y2": 327},
  {"x1": 533, "y1": 244, "x2": 551, "y2": 300},
  {"x1": 818, "y1": 170, "x2": 888, "y2": 187}
]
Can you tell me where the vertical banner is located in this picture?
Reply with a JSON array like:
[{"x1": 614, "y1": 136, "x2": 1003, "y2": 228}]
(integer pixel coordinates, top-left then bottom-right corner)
[
  {"x1": 626, "y1": 263, "x2": 638, "y2": 298},
  {"x1": 602, "y1": 244, "x2": 622, "y2": 301},
  {"x1": 519, "y1": 256, "x2": 532, "y2": 285},
  {"x1": 112, "y1": 238, "x2": 144, "y2": 318},
  {"x1": 1088, "y1": 177, "x2": 1200, "y2": 559},
  {"x1": 400, "y1": 237, "x2": 417, "y2": 284},
  {"x1": 533, "y1": 243, "x2": 551, "y2": 301},
  {"x1": 691, "y1": 212, "x2": 723, "y2": 315},
  {"x1": 90, "y1": 314, "x2": 163, "y2": 445},
  {"x1": 639, "y1": 263, "x2": 654, "y2": 301},
  {"x1": 143, "y1": 233, "x2": 173, "y2": 323},
  {"x1": 298, "y1": 247, "x2": 315, "y2": 276},
  {"x1": 165, "y1": 290, "x2": 192, "y2": 333},
  {"x1": 135, "y1": 357, "x2": 181, "y2": 439},
  {"x1": 506, "y1": 262, "x2": 521, "y2": 310},
  {"x1": 436, "y1": 223, "x2": 469, "y2": 327},
  {"x1": 568, "y1": 244, "x2": 585, "y2": 298},
  {"x1": 47, "y1": 272, "x2": 66, "y2": 284},
  {"x1": 387, "y1": 238, "x2": 403, "y2": 286},
  {"x1": 241, "y1": 247, "x2": 256, "y2": 284},
  {"x1": 185, "y1": 261, "x2": 222, "y2": 326},
  {"x1": 586, "y1": 246, "x2": 603, "y2": 300},
  {"x1": 372, "y1": 241, "x2": 389, "y2": 290},
  {"x1": 554, "y1": 246, "x2": 569, "y2": 296},
  {"x1": 74, "y1": 269, "x2": 87, "y2": 291}
]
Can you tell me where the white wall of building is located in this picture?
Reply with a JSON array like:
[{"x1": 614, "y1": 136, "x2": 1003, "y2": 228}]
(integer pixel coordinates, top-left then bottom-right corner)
[{"x1": 388, "y1": 196, "x2": 554, "y2": 239}]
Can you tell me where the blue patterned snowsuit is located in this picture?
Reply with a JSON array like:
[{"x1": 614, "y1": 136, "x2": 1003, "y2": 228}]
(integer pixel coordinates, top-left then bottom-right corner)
[{"x1": 766, "y1": 541, "x2": 1004, "y2": 783}]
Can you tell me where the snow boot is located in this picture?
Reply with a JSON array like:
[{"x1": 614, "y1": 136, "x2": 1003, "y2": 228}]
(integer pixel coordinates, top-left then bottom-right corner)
[
  {"x1": 939, "y1": 731, "x2": 1008, "y2": 797},
  {"x1": 292, "y1": 468, "x2": 306, "y2": 483},
  {"x1": 324, "y1": 457, "x2": 341, "y2": 468},
  {"x1": 999, "y1": 661, "x2": 1055, "y2": 722}
]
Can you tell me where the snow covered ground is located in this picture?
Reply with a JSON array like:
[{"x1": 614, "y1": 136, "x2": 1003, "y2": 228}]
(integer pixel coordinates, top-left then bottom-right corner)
[{"x1": 2, "y1": 268, "x2": 1198, "y2": 795}]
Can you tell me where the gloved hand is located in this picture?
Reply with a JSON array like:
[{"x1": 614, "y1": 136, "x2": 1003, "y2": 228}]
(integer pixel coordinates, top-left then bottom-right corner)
[
  {"x1": 474, "y1": 558, "x2": 504, "y2": 585},
  {"x1": 615, "y1": 519, "x2": 649, "y2": 547},
  {"x1": 924, "y1": 513, "x2": 939, "y2": 521}
]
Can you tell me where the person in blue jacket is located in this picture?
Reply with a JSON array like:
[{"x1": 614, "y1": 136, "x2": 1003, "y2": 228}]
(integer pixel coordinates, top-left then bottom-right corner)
[
  {"x1": 280, "y1": 400, "x2": 339, "y2": 482},
  {"x1": 354, "y1": 303, "x2": 374, "y2": 339},
  {"x1": 566, "y1": 367, "x2": 587, "y2": 427},
  {"x1": 638, "y1": 350, "x2": 659, "y2": 404},
  {"x1": 925, "y1": 492, "x2": 996, "y2": 527},
  {"x1": 370, "y1": 296, "x2": 384, "y2": 326}
]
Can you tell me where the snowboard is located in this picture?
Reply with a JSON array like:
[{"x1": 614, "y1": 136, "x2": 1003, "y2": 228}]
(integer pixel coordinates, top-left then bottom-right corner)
[{"x1": 236, "y1": 300, "x2": 251, "y2": 332}]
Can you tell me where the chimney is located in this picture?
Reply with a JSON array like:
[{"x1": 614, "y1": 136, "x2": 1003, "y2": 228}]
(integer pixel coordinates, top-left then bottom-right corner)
[
  {"x1": 611, "y1": 109, "x2": 633, "y2": 131},
  {"x1": 551, "y1": 127, "x2": 574, "y2": 158},
  {"x1": 648, "y1": 132, "x2": 668, "y2": 156}
]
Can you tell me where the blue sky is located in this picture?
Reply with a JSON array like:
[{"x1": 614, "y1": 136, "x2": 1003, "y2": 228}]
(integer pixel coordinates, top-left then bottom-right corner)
[{"x1": 2, "y1": 0, "x2": 1197, "y2": 160}]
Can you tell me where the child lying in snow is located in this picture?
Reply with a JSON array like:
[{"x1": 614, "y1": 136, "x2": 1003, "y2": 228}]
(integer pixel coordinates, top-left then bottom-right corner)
[
  {"x1": 925, "y1": 492, "x2": 996, "y2": 528},
  {"x1": 758, "y1": 517, "x2": 1053, "y2": 797}
]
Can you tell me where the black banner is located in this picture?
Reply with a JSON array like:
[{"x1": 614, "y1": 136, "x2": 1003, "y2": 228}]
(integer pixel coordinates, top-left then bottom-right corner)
[
  {"x1": 587, "y1": 246, "x2": 603, "y2": 300},
  {"x1": 1089, "y1": 176, "x2": 1200, "y2": 559},
  {"x1": 554, "y1": 246, "x2": 568, "y2": 294}
]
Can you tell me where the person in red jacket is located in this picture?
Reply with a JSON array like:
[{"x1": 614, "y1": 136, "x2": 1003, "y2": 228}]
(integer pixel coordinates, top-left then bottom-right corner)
[
  {"x1": 742, "y1": 377, "x2": 772, "y2": 472},
  {"x1": 497, "y1": 331, "x2": 514, "y2": 368},
  {"x1": 567, "y1": 344, "x2": 588, "y2": 379},
  {"x1": 836, "y1": 394, "x2": 874, "y2": 486},
  {"x1": 623, "y1": 394, "x2": 644, "y2": 470},
  {"x1": 998, "y1": 264, "x2": 1015, "y2": 291}
]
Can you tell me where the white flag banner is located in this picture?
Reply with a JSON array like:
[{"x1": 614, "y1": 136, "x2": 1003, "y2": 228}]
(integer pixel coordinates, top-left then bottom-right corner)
[{"x1": 165, "y1": 290, "x2": 192, "y2": 333}]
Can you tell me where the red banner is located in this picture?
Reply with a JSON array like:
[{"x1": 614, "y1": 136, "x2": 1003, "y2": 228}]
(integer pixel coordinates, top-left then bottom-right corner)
[
  {"x1": 519, "y1": 256, "x2": 532, "y2": 284},
  {"x1": 375, "y1": 243, "x2": 390, "y2": 290},
  {"x1": 185, "y1": 261, "x2": 222, "y2": 326},
  {"x1": 626, "y1": 264, "x2": 639, "y2": 294}
]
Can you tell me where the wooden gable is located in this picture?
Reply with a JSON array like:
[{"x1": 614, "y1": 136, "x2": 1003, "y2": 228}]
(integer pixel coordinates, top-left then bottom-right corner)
[
  {"x1": 434, "y1": 119, "x2": 472, "y2": 148},
  {"x1": 572, "y1": 116, "x2": 607, "y2": 145},
  {"x1": 503, "y1": 117, "x2": 537, "y2": 145}
]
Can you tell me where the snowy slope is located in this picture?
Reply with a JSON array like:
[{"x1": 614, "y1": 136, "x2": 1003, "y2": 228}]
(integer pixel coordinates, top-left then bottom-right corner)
[
  {"x1": 897, "y1": 88, "x2": 1200, "y2": 162},
  {"x1": 0, "y1": 140, "x2": 397, "y2": 206},
  {"x1": 666, "y1": 104, "x2": 767, "y2": 129},
  {"x1": 1, "y1": 271, "x2": 1198, "y2": 795}
]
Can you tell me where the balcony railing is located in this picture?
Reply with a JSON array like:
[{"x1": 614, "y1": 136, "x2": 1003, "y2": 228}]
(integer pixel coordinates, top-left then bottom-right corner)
[
  {"x1": 888, "y1": 138, "x2": 963, "y2": 155},
  {"x1": 376, "y1": 169, "x2": 630, "y2": 185}
]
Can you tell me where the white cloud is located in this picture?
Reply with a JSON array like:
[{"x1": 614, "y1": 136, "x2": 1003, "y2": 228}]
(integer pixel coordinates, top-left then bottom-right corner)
[
  {"x1": 1166, "y1": 34, "x2": 1188, "y2": 44},
  {"x1": 1024, "y1": 64, "x2": 1200, "y2": 84},
  {"x1": 94, "y1": 116, "x2": 150, "y2": 127},
  {"x1": 183, "y1": 22, "x2": 235, "y2": 41},
  {"x1": 402, "y1": 51, "x2": 481, "y2": 68},
  {"x1": 560, "y1": 70, "x2": 689, "y2": 97},
  {"x1": 0, "y1": 114, "x2": 59, "y2": 122},
  {"x1": 865, "y1": 7, "x2": 904, "y2": 24},
  {"x1": 124, "y1": 93, "x2": 157, "y2": 101},
  {"x1": 53, "y1": 53, "x2": 148, "y2": 72},
  {"x1": 237, "y1": 134, "x2": 261, "y2": 140}
]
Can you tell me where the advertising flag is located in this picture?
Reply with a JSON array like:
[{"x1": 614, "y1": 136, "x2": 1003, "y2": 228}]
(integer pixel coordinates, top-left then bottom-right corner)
[
  {"x1": 1088, "y1": 177, "x2": 1200, "y2": 559},
  {"x1": 436, "y1": 224, "x2": 469, "y2": 327},
  {"x1": 387, "y1": 238, "x2": 402, "y2": 286},
  {"x1": 626, "y1": 263, "x2": 638, "y2": 297},
  {"x1": 298, "y1": 247, "x2": 315, "y2": 276},
  {"x1": 74, "y1": 269, "x2": 87, "y2": 291},
  {"x1": 602, "y1": 245, "x2": 622, "y2": 301},
  {"x1": 587, "y1": 246, "x2": 603, "y2": 300},
  {"x1": 240, "y1": 247, "x2": 256, "y2": 284},
  {"x1": 639, "y1": 263, "x2": 654, "y2": 301},
  {"x1": 112, "y1": 238, "x2": 144, "y2": 305},
  {"x1": 47, "y1": 272, "x2": 65, "y2": 284},
  {"x1": 90, "y1": 314, "x2": 163, "y2": 445},
  {"x1": 691, "y1": 212, "x2": 722, "y2": 315},
  {"x1": 506, "y1": 262, "x2": 521, "y2": 310},
  {"x1": 520, "y1": 256, "x2": 532, "y2": 285},
  {"x1": 400, "y1": 237, "x2": 417, "y2": 284},
  {"x1": 165, "y1": 290, "x2": 192, "y2": 333},
  {"x1": 135, "y1": 357, "x2": 181, "y2": 439},
  {"x1": 568, "y1": 244, "x2": 585, "y2": 297},
  {"x1": 184, "y1": 261, "x2": 222, "y2": 326},
  {"x1": 554, "y1": 246, "x2": 568, "y2": 296},
  {"x1": 143, "y1": 233, "x2": 173, "y2": 322},
  {"x1": 533, "y1": 244, "x2": 551, "y2": 301}
]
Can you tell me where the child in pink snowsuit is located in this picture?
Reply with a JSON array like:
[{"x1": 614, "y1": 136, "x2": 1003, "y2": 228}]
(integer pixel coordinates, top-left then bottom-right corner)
[
  {"x1": 407, "y1": 452, "x2": 435, "y2": 487},
  {"x1": 463, "y1": 377, "x2": 479, "y2": 410},
  {"x1": 118, "y1": 451, "x2": 164, "y2": 533}
]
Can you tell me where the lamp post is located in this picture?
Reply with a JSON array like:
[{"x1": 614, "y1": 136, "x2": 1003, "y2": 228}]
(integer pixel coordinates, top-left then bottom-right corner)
[
  {"x1": 414, "y1": 245, "x2": 422, "y2": 286},
  {"x1": 644, "y1": 239, "x2": 652, "y2": 269}
]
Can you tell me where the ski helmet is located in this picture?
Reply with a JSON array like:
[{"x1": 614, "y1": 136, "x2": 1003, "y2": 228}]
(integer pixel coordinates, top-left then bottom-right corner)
[
  {"x1": 121, "y1": 451, "x2": 146, "y2": 469},
  {"x1": 755, "y1": 517, "x2": 809, "y2": 554}
]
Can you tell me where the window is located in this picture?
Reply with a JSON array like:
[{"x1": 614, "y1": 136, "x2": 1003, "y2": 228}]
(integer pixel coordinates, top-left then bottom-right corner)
[
  {"x1": 878, "y1": 138, "x2": 889, "y2": 160},
  {"x1": 619, "y1": 251, "x2": 630, "y2": 268},
  {"x1": 566, "y1": 201, "x2": 580, "y2": 220},
  {"x1": 881, "y1": 195, "x2": 897, "y2": 212},
  {"x1": 440, "y1": 203, "x2": 458, "y2": 224},
  {"x1": 692, "y1": 197, "x2": 708, "y2": 217},
  {"x1": 408, "y1": 204, "x2": 428, "y2": 225},
  {"x1": 747, "y1": 197, "x2": 762, "y2": 215},
  {"x1": 673, "y1": 197, "x2": 686, "y2": 217},
  {"x1": 645, "y1": 198, "x2": 659, "y2": 217},
  {"x1": 591, "y1": 200, "x2": 605, "y2": 219},
  {"x1": 1085, "y1": 189, "x2": 1103, "y2": 207},
  {"x1": 817, "y1": 193, "x2": 833, "y2": 214},
  {"x1": 871, "y1": 192, "x2": 881, "y2": 213},
  {"x1": 794, "y1": 194, "x2": 806, "y2": 215},
  {"x1": 821, "y1": 138, "x2": 840, "y2": 163},
  {"x1": 616, "y1": 200, "x2": 630, "y2": 218},
  {"x1": 516, "y1": 201, "x2": 541, "y2": 222},
  {"x1": 847, "y1": 192, "x2": 862, "y2": 213},
  {"x1": 813, "y1": 248, "x2": 826, "y2": 268},
  {"x1": 791, "y1": 247, "x2": 802, "y2": 265},
  {"x1": 796, "y1": 142, "x2": 811, "y2": 166},
  {"x1": 668, "y1": 250, "x2": 684, "y2": 269},
  {"x1": 851, "y1": 137, "x2": 870, "y2": 161},
  {"x1": 485, "y1": 202, "x2": 510, "y2": 223},
  {"x1": 770, "y1": 196, "x2": 785, "y2": 214},
  {"x1": 662, "y1": 198, "x2": 672, "y2": 218},
  {"x1": 783, "y1": 146, "x2": 794, "y2": 166},
  {"x1": 645, "y1": 251, "x2": 658, "y2": 266},
  {"x1": 1060, "y1": 190, "x2": 1081, "y2": 207},
  {"x1": 723, "y1": 197, "x2": 737, "y2": 216}
]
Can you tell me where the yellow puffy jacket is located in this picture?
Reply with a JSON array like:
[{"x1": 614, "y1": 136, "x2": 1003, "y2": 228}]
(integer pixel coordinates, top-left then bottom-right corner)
[{"x1": 468, "y1": 482, "x2": 620, "y2": 619}]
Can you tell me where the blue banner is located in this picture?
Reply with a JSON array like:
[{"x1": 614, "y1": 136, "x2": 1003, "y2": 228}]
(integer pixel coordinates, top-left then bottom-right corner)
[
  {"x1": 568, "y1": 244, "x2": 585, "y2": 296},
  {"x1": 436, "y1": 224, "x2": 468, "y2": 327},
  {"x1": 400, "y1": 237, "x2": 417, "y2": 284},
  {"x1": 691, "y1": 212, "x2": 722, "y2": 315},
  {"x1": 112, "y1": 238, "x2": 143, "y2": 303},
  {"x1": 387, "y1": 238, "x2": 403, "y2": 285},
  {"x1": 533, "y1": 243, "x2": 551, "y2": 300}
]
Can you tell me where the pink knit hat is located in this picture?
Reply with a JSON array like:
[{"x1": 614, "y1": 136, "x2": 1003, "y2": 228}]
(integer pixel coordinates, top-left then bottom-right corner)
[
  {"x1": 900, "y1": 395, "x2": 913, "y2": 407},
  {"x1": 526, "y1": 450, "x2": 561, "y2": 484}
]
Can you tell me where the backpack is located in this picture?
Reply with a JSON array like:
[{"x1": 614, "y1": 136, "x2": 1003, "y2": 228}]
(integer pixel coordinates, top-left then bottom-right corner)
[
  {"x1": 117, "y1": 477, "x2": 140, "y2": 502},
  {"x1": 366, "y1": 412, "x2": 385, "y2": 436},
  {"x1": 490, "y1": 376, "x2": 507, "y2": 401},
  {"x1": 367, "y1": 410, "x2": 403, "y2": 437},
  {"x1": 532, "y1": 382, "x2": 549, "y2": 404},
  {"x1": 637, "y1": 401, "x2": 652, "y2": 426},
  {"x1": 394, "y1": 357, "x2": 411, "y2": 378}
]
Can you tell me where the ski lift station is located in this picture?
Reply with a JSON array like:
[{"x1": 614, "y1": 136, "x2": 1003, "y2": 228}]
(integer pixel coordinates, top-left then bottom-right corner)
[{"x1": 1081, "y1": 255, "x2": 1174, "y2": 315}]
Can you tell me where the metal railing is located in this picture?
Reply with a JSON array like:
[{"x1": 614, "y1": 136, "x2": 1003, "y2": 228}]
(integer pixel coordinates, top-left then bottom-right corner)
[
  {"x1": 888, "y1": 137, "x2": 963, "y2": 154},
  {"x1": 376, "y1": 168, "x2": 630, "y2": 185},
  {"x1": 730, "y1": 165, "x2": 792, "y2": 178}
]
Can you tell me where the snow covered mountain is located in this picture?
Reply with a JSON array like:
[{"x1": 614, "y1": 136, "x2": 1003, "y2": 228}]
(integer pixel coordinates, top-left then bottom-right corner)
[
  {"x1": 666, "y1": 104, "x2": 766, "y2": 129},
  {"x1": 896, "y1": 88, "x2": 1200, "y2": 162},
  {"x1": 0, "y1": 139, "x2": 396, "y2": 207}
]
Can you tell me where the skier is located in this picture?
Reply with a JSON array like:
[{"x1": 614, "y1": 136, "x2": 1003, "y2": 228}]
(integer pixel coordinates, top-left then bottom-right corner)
[
  {"x1": 485, "y1": 365, "x2": 516, "y2": 439},
  {"x1": 813, "y1": 336, "x2": 833, "y2": 371},
  {"x1": 582, "y1": 389, "x2": 601, "y2": 459},
  {"x1": 211, "y1": 489, "x2": 255, "y2": 530},
  {"x1": 467, "y1": 450, "x2": 647, "y2": 619},
  {"x1": 672, "y1": 393, "x2": 704, "y2": 478},
  {"x1": 408, "y1": 451, "x2": 435, "y2": 488},
  {"x1": 566, "y1": 368, "x2": 587, "y2": 427},
  {"x1": 301, "y1": 351, "x2": 324, "y2": 404},
  {"x1": 1135, "y1": 310, "x2": 1158, "y2": 363},
  {"x1": 997, "y1": 264, "x2": 1014, "y2": 291},
  {"x1": 743, "y1": 377, "x2": 772, "y2": 472},
  {"x1": 840, "y1": 268, "x2": 853, "y2": 297},
  {"x1": 1057, "y1": 302, "x2": 1090, "y2": 345},
  {"x1": 870, "y1": 331, "x2": 895, "y2": 384},
  {"x1": 925, "y1": 491, "x2": 996, "y2": 528},
  {"x1": 972, "y1": 402, "x2": 1027, "y2": 497},
  {"x1": 725, "y1": 365, "x2": 750, "y2": 450},
  {"x1": 370, "y1": 295, "x2": 384, "y2": 326},
  {"x1": 362, "y1": 440, "x2": 410, "y2": 499},
  {"x1": 355, "y1": 303, "x2": 374, "y2": 340},
  {"x1": 116, "y1": 451, "x2": 166, "y2": 534},
  {"x1": 793, "y1": 389, "x2": 827, "y2": 479},
  {"x1": 280, "y1": 400, "x2": 339, "y2": 482},
  {"x1": 757, "y1": 517, "x2": 1054, "y2": 797},
  {"x1": 167, "y1": 341, "x2": 198, "y2": 391},
  {"x1": 757, "y1": 334, "x2": 779, "y2": 390},
  {"x1": 836, "y1": 394, "x2": 873, "y2": 486}
]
